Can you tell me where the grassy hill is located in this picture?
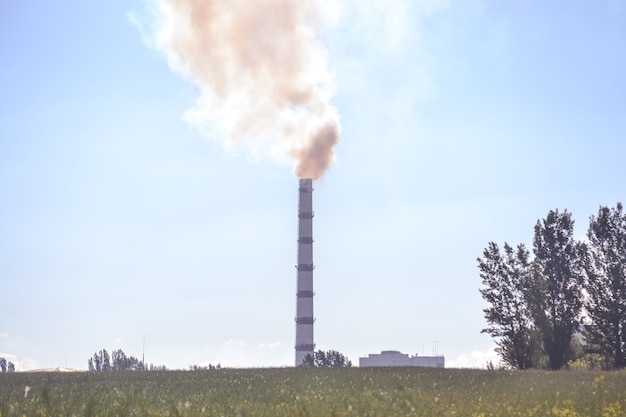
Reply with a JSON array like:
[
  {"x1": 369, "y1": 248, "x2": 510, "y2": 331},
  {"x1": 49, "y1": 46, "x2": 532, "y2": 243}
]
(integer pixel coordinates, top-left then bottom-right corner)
[{"x1": 1, "y1": 367, "x2": 625, "y2": 416}]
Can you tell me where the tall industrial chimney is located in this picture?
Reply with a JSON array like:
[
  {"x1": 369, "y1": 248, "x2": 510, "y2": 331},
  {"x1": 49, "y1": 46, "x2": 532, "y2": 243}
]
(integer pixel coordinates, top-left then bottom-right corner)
[{"x1": 295, "y1": 178, "x2": 315, "y2": 366}]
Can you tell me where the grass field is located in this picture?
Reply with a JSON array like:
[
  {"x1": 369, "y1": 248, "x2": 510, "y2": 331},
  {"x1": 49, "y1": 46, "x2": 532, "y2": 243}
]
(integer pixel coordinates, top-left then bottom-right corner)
[{"x1": 1, "y1": 367, "x2": 626, "y2": 416}]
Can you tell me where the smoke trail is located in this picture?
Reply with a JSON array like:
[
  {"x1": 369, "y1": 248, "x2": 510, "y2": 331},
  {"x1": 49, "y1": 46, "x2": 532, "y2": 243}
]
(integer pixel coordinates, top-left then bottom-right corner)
[{"x1": 152, "y1": 0, "x2": 340, "y2": 179}]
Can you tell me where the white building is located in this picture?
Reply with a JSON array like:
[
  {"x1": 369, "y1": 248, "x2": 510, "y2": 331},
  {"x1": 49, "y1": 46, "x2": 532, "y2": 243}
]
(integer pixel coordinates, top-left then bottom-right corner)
[{"x1": 359, "y1": 351, "x2": 445, "y2": 368}]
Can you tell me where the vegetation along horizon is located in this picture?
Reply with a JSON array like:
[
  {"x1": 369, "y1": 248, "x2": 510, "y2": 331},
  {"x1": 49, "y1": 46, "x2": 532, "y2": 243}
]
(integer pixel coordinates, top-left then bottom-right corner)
[{"x1": 2, "y1": 367, "x2": 626, "y2": 417}]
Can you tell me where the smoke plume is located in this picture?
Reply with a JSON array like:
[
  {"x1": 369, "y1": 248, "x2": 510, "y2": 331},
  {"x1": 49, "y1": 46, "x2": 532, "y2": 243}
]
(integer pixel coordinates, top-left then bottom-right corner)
[{"x1": 152, "y1": 0, "x2": 340, "y2": 179}]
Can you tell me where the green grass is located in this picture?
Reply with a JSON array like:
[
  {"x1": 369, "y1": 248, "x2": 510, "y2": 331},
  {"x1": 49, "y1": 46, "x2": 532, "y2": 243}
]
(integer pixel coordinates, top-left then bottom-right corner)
[{"x1": 1, "y1": 367, "x2": 626, "y2": 416}]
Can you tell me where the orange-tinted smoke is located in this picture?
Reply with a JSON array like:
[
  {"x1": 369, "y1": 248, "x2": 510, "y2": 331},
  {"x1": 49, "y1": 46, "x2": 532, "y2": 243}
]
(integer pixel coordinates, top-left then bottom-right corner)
[
  {"x1": 293, "y1": 120, "x2": 339, "y2": 179},
  {"x1": 155, "y1": 0, "x2": 340, "y2": 179}
]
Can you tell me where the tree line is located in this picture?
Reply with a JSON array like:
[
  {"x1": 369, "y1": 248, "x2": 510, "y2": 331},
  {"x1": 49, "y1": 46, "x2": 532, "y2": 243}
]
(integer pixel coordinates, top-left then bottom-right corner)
[
  {"x1": 88, "y1": 349, "x2": 166, "y2": 371},
  {"x1": 302, "y1": 349, "x2": 353, "y2": 367},
  {"x1": 478, "y1": 203, "x2": 626, "y2": 370}
]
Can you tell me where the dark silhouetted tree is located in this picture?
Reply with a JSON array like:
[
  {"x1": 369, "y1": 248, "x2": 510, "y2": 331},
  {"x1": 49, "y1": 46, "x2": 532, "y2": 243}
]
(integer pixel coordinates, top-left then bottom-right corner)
[
  {"x1": 112, "y1": 349, "x2": 144, "y2": 371},
  {"x1": 89, "y1": 348, "x2": 147, "y2": 371},
  {"x1": 189, "y1": 363, "x2": 220, "y2": 370},
  {"x1": 112, "y1": 349, "x2": 128, "y2": 370},
  {"x1": 301, "y1": 353, "x2": 314, "y2": 366},
  {"x1": 478, "y1": 242, "x2": 540, "y2": 369},
  {"x1": 0, "y1": 358, "x2": 15, "y2": 373},
  {"x1": 101, "y1": 349, "x2": 111, "y2": 371},
  {"x1": 529, "y1": 209, "x2": 584, "y2": 370},
  {"x1": 88, "y1": 349, "x2": 111, "y2": 371},
  {"x1": 325, "y1": 350, "x2": 352, "y2": 367},
  {"x1": 302, "y1": 350, "x2": 352, "y2": 367},
  {"x1": 88, "y1": 354, "x2": 99, "y2": 371},
  {"x1": 582, "y1": 203, "x2": 626, "y2": 369}
]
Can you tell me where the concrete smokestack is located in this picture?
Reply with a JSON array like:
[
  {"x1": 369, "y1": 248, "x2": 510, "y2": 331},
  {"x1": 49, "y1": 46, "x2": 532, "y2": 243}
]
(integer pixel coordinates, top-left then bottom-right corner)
[{"x1": 295, "y1": 178, "x2": 315, "y2": 365}]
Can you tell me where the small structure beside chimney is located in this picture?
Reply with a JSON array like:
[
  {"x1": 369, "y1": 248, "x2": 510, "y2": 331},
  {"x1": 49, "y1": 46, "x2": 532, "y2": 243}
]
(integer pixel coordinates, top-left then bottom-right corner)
[{"x1": 359, "y1": 350, "x2": 445, "y2": 368}]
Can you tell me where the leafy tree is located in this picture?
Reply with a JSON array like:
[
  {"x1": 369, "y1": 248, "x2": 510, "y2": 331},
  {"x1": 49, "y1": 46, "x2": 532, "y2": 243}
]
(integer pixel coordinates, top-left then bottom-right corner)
[
  {"x1": 111, "y1": 349, "x2": 144, "y2": 371},
  {"x1": 89, "y1": 348, "x2": 152, "y2": 371},
  {"x1": 302, "y1": 350, "x2": 352, "y2": 367},
  {"x1": 111, "y1": 349, "x2": 128, "y2": 370},
  {"x1": 302, "y1": 354, "x2": 314, "y2": 366},
  {"x1": 87, "y1": 355, "x2": 102, "y2": 372},
  {"x1": 529, "y1": 209, "x2": 584, "y2": 370},
  {"x1": 478, "y1": 242, "x2": 540, "y2": 369},
  {"x1": 189, "y1": 363, "x2": 221, "y2": 370},
  {"x1": 101, "y1": 349, "x2": 111, "y2": 371},
  {"x1": 582, "y1": 203, "x2": 626, "y2": 369},
  {"x1": 87, "y1": 349, "x2": 111, "y2": 371},
  {"x1": 326, "y1": 350, "x2": 352, "y2": 367},
  {"x1": 0, "y1": 357, "x2": 15, "y2": 373}
]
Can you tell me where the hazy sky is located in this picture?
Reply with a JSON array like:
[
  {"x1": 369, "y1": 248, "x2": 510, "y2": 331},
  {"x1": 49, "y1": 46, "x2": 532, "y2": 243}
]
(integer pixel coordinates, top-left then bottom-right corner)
[{"x1": 1, "y1": 0, "x2": 625, "y2": 371}]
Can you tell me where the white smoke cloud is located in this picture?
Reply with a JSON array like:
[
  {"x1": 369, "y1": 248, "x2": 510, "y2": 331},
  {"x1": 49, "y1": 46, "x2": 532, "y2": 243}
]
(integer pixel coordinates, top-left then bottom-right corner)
[
  {"x1": 137, "y1": 0, "x2": 340, "y2": 179},
  {"x1": 335, "y1": 0, "x2": 450, "y2": 53}
]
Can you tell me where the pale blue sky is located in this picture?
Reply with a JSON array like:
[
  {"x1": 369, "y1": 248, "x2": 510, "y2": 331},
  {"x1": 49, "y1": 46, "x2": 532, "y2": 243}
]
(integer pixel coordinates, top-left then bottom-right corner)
[{"x1": 1, "y1": 0, "x2": 625, "y2": 370}]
